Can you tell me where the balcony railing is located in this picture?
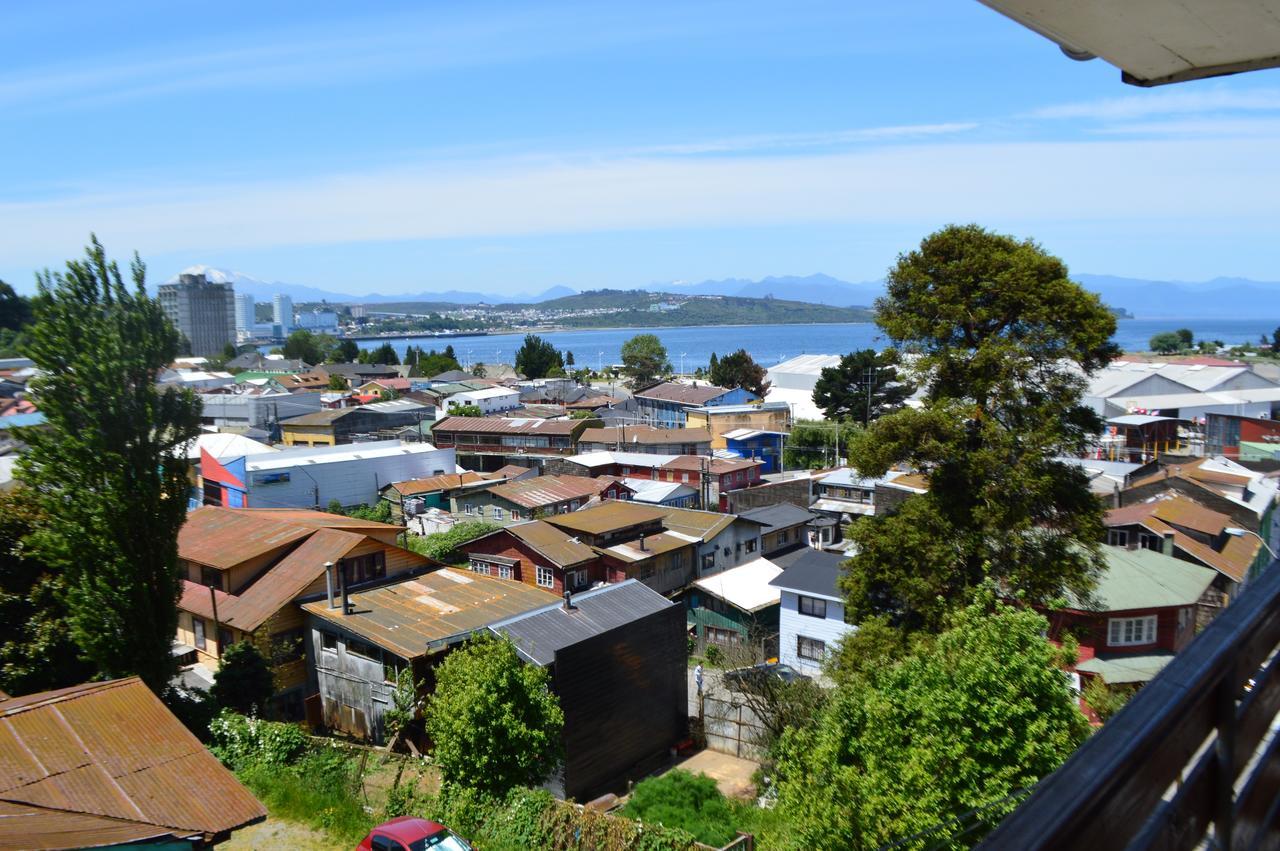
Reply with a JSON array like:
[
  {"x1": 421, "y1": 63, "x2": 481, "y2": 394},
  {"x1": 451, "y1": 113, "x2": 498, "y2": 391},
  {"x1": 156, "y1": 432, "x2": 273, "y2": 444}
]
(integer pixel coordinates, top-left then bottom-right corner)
[{"x1": 981, "y1": 557, "x2": 1280, "y2": 850}]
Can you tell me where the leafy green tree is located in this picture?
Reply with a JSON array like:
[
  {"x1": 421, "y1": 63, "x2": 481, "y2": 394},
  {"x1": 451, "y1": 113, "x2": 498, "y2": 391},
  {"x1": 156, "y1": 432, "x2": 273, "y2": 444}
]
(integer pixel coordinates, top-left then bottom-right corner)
[
  {"x1": 472, "y1": 362, "x2": 487, "y2": 378},
  {"x1": 844, "y1": 225, "x2": 1117, "y2": 632},
  {"x1": 327, "y1": 373, "x2": 348, "y2": 390},
  {"x1": 0, "y1": 489, "x2": 95, "y2": 696},
  {"x1": 709, "y1": 348, "x2": 770, "y2": 398},
  {"x1": 425, "y1": 634, "x2": 563, "y2": 796},
  {"x1": 812, "y1": 350, "x2": 913, "y2": 424},
  {"x1": 444, "y1": 344, "x2": 456, "y2": 361},
  {"x1": 404, "y1": 520, "x2": 501, "y2": 563},
  {"x1": 345, "y1": 500, "x2": 394, "y2": 523},
  {"x1": 1149, "y1": 331, "x2": 1182, "y2": 353},
  {"x1": 708, "y1": 352, "x2": 718, "y2": 376},
  {"x1": 449, "y1": 403, "x2": 484, "y2": 417},
  {"x1": 282, "y1": 329, "x2": 324, "y2": 364},
  {"x1": 620, "y1": 333, "x2": 669, "y2": 385},
  {"x1": 368, "y1": 342, "x2": 400, "y2": 365},
  {"x1": 782, "y1": 420, "x2": 861, "y2": 469},
  {"x1": 211, "y1": 641, "x2": 275, "y2": 717},
  {"x1": 1271, "y1": 328, "x2": 1280, "y2": 353},
  {"x1": 1081, "y1": 676, "x2": 1134, "y2": 722},
  {"x1": 19, "y1": 237, "x2": 203, "y2": 691},
  {"x1": 416, "y1": 350, "x2": 461, "y2": 376},
  {"x1": 383, "y1": 667, "x2": 425, "y2": 746},
  {"x1": 0, "y1": 280, "x2": 34, "y2": 332},
  {"x1": 1175, "y1": 328, "x2": 1194, "y2": 349},
  {"x1": 773, "y1": 596, "x2": 1089, "y2": 850},
  {"x1": 514, "y1": 334, "x2": 563, "y2": 379}
]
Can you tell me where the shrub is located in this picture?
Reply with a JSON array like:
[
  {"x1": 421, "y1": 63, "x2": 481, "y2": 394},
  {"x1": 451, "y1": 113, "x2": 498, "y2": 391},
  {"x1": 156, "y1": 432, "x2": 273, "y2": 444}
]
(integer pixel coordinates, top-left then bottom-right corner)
[
  {"x1": 208, "y1": 710, "x2": 308, "y2": 770},
  {"x1": 622, "y1": 770, "x2": 738, "y2": 846}
]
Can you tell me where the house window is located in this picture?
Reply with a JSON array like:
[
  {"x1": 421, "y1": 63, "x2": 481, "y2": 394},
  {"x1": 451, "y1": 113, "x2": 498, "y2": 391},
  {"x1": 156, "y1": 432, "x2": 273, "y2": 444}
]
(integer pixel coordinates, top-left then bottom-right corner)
[
  {"x1": 798, "y1": 595, "x2": 828, "y2": 619},
  {"x1": 682, "y1": 473, "x2": 690, "y2": 483},
  {"x1": 797, "y1": 635, "x2": 826, "y2": 661},
  {"x1": 321, "y1": 631, "x2": 338, "y2": 652},
  {"x1": 492, "y1": 507, "x2": 504, "y2": 521},
  {"x1": 746, "y1": 538, "x2": 758, "y2": 553},
  {"x1": 1108, "y1": 615, "x2": 1157, "y2": 647},
  {"x1": 705, "y1": 626, "x2": 740, "y2": 645},
  {"x1": 200, "y1": 566, "x2": 223, "y2": 590},
  {"x1": 778, "y1": 529, "x2": 789, "y2": 544},
  {"x1": 536, "y1": 566, "x2": 555, "y2": 588},
  {"x1": 701, "y1": 553, "x2": 716, "y2": 572},
  {"x1": 511, "y1": 511, "x2": 523, "y2": 521},
  {"x1": 1139, "y1": 533, "x2": 1161, "y2": 552},
  {"x1": 1107, "y1": 529, "x2": 1129, "y2": 547},
  {"x1": 347, "y1": 638, "x2": 380, "y2": 660},
  {"x1": 497, "y1": 564, "x2": 513, "y2": 580},
  {"x1": 193, "y1": 617, "x2": 206, "y2": 650},
  {"x1": 469, "y1": 560, "x2": 492, "y2": 575},
  {"x1": 569, "y1": 569, "x2": 588, "y2": 590},
  {"x1": 464, "y1": 504, "x2": 475, "y2": 515},
  {"x1": 342, "y1": 552, "x2": 386, "y2": 585}
]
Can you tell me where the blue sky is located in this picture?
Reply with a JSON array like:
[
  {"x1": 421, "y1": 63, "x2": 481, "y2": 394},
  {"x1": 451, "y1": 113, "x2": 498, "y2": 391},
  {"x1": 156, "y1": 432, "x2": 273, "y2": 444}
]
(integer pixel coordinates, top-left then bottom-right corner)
[{"x1": 2, "y1": 0, "x2": 1279, "y2": 295}]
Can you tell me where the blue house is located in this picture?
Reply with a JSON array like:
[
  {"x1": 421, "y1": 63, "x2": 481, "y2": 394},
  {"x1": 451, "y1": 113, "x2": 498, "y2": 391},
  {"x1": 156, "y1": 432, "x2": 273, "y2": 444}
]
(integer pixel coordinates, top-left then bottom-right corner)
[
  {"x1": 633, "y1": 382, "x2": 758, "y2": 428},
  {"x1": 722, "y1": 428, "x2": 787, "y2": 474}
]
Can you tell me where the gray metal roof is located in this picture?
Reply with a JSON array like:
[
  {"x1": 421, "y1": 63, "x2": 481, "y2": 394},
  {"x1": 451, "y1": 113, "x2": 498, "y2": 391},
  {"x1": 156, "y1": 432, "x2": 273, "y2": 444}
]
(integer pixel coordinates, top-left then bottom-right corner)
[
  {"x1": 489, "y1": 579, "x2": 674, "y2": 665},
  {"x1": 768, "y1": 548, "x2": 850, "y2": 600},
  {"x1": 738, "y1": 502, "x2": 817, "y2": 532}
]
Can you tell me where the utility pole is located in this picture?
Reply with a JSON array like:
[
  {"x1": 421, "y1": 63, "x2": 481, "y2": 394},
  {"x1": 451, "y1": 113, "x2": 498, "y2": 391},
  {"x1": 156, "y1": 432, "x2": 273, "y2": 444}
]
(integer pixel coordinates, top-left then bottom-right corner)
[{"x1": 863, "y1": 366, "x2": 875, "y2": 428}]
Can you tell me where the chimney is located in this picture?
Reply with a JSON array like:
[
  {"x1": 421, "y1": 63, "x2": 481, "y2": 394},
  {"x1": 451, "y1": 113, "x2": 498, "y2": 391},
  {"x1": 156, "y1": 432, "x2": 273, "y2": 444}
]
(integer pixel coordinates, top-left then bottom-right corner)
[
  {"x1": 324, "y1": 561, "x2": 337, "y2": 609},
  {"x1": 639, "y1": 534, "x2": 647, "y2": 551},
  {"x1": 562, "y1": 590, "x2": 575, "y2": 612},
  {"x1": 1162, "y1": 531, "x2": 1175, "y2": 557}
]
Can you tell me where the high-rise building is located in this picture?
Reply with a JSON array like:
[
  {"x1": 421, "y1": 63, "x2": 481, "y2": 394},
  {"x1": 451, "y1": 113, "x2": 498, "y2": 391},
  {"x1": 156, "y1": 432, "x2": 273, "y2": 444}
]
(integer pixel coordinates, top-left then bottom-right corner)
[
  {"x1": 158, "y1": 273, "x2": 236, "y2": 356},
  {"x1": 234, "y1": 293, "x2": 256, "y2": 337},
  {"x1": 273, "y1": 294, "x2": 294, "y2": 336}
]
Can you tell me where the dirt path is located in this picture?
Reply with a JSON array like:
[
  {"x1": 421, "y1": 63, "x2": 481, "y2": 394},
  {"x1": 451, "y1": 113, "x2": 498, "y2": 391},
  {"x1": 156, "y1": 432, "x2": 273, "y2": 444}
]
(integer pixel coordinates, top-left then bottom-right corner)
[{"x1": 223, "y1": 817, "x2": 345, "y2": 850}]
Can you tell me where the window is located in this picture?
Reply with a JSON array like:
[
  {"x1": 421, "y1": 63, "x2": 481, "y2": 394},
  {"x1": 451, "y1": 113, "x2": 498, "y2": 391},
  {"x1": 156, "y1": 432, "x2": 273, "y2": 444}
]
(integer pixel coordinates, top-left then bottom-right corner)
[
  {"x1": 200, "y1": 566, "x2": 223, "y2": 590},
  {"x1": 798, "y1": 595, "x2": 828, "y2": 619},
  {"x1": 705, "y1": 626, "x2": 740, "y2": 645},
  {"x1": 511, "y1": 511, "x2": 523, "y2": 521},
  {"x1": 1107, "y1": 529, "x2": 1129, "y2": 547},
  {"x1": 347, "y1": 638, "x2": 380, "y2": 660},
  {"x1": 682, "y1": 473, "x2": 690, "y2": 483},
  {"x1": 701, "y1": 553, "x2": 716, "y2": 572},
  {"x1": 469, "y1": 560, "x2": 491, "y2": 575},
  {"x1": 1139, "y1": 533, "x2": 1161, "y2": 552},
  {"x1": 342, "y1": 552, "x2": 386, "y2": 585},
  {"x1": 536, "y1": 566, "x2": 555, "y2": 588},
  {"x1": 321, "y1": 631, "x2": 338, "y2": 652},
  {"x1": 218, "y1": 628, "x2": 234, "y2": 651},
  {"x1": 492, "y1": 507, "x2": 504, "y2": 521},
  {"x1": 193, "y1": 617, "x2": 206, "y2": 650},
  {"x1": 568, "y1": 569, "x2": 588, "y2": 590},
  {"x1": 1108, "y1": 615, "x2": 1157, "y2": 647},
  {"x1": 497, "y1": 564, "x2": 513, "y2": 580},
  {"x1": 797, "y1": 635, "x2": 826, "y2": 661},
  {"x1": 745, "y1": 538, "x2": 758, "y2": 553},
  {"x1": 777, "y1": 529, "x2": 789, "y2": 544}
]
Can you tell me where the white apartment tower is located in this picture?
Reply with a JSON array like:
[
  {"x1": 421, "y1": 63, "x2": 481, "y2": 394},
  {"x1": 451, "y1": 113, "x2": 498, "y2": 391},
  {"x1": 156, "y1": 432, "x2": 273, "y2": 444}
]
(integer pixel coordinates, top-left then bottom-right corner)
[
  {"x1": 234, "y1": 292, "x2": 256, "y2": 337},
  {"x1": 272, "y1": 294, "x2": 294, "y2": 336}
]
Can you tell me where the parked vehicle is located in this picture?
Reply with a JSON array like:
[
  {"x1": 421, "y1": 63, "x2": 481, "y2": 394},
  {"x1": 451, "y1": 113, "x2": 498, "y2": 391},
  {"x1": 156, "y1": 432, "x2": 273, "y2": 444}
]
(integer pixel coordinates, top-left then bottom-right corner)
[
  {"x1": 722, "y1": 661, "x2": 811, "y2": 692},
  {"x1": 357, "y1": 816, "x2": 472, "y2": 851}
]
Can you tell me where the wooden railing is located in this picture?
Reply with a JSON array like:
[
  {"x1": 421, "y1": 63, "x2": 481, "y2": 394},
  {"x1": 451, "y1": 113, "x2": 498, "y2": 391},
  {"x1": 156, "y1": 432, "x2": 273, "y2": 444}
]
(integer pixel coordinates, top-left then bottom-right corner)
[{"x1": 982, "y1": 558, "x2": 1280, "y2": 850}]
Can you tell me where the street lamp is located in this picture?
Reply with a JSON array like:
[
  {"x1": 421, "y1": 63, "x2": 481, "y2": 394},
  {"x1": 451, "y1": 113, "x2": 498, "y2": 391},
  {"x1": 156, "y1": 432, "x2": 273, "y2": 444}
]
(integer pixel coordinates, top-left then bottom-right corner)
[
  {"x1": 680, "y1": 352, "x2": 687, "y2": 377},
  {"x1": 1225, "y1": 527, "x2": 1277, "y2": 559}
]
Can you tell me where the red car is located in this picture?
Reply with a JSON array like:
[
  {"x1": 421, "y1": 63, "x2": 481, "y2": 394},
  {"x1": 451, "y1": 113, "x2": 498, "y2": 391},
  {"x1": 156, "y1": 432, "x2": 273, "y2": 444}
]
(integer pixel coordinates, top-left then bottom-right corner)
[{"x1": 356, "y1": 816, "x2": 472, "y2": 851}]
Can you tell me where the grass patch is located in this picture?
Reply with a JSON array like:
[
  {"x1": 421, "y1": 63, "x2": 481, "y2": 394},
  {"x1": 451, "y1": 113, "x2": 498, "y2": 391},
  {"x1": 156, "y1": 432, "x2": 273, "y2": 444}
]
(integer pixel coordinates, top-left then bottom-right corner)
[{"x1": 236, "y1": 747, "x2": 375, "y2": 847}]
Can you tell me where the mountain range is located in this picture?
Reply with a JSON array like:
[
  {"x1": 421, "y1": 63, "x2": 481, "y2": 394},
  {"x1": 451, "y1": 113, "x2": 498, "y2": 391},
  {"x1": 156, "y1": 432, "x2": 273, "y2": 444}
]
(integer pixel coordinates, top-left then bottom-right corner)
[{"x1": 170, "y1": 266, "x2": 1280, "y2": 319}]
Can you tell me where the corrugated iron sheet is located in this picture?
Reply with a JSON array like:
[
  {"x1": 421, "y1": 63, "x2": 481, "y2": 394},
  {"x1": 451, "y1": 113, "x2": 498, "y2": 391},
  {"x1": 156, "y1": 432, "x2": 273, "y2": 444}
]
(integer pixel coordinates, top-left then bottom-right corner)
[
  {"x1": 544, "y1": 502, "x2": 669, "y2": 536},
  {"x1": 634, "y1": 382, "x2": 730, "y2": 405},
  {"x1": 0, "y1": 800, "x2": 186, "y2": 850},
  {"x1": 503, "y1": 521, "x2": 597, "y2": 567},
  {"x1": 487, "y1": 475, "x2": 608, "y2": 509},
  {"x1": 0, "y1": 678, "x2": 265, "y2": 838},
  {"x1": 432, "y1": 416, "x2": 580, "y2": 435}
]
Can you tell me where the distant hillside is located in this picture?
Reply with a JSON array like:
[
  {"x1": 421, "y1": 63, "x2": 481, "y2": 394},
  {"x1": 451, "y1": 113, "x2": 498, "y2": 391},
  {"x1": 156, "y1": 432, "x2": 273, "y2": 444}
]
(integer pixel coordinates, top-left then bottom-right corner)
[{"x1": 516, "y1": 289, "x2": 873, "y2": 327}]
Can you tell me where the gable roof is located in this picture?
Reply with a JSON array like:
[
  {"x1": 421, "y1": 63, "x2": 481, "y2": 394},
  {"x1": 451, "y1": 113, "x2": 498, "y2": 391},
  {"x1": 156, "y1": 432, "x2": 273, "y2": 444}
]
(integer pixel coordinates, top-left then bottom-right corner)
[
  {"x1": 0, "y1": 678, "x2": 265, "y2": 840},
  {"x1": 386, "y1": 471, "x2": 487, "y2": 496},
  {"x1": 653, "y1": 505, "x2": 756, "y2": 541},
  {"x1": 178, "y1": 507, "x2": 315, "y2": 569},
  {"x1": 635, "y1": 382, "x2": 734, "y2": 405},
  {"x1": 1067, "y1": 546, "x2": 1217, "y2": 612},
  {"x1": 431, "y1": 416, "x2": 581, "y2": 436},
  {"x1": 738, "y1": 503, "x2": 817, "y2": 532},
  {"x1": 485, "y1": 474, "x2": 617, "y2": 509},
  {"x1": 579, "y1": 426, "x2": 712, "y2": 446},
  {"x1": 1103, "y1": 498, "x2": 1260, "y2": 582},
  {"x1": 544, "y1": 502, "x2": 669, "y2": 535},
  {"x1": 499, "y1": 520, "x2": 598, "y2": 567},
  {"x1": 491, "y1": 580, "x2": 674, "y2": 665},
  {"x1": 769, "y1": 548, "x2": 850, "y2": 601}
]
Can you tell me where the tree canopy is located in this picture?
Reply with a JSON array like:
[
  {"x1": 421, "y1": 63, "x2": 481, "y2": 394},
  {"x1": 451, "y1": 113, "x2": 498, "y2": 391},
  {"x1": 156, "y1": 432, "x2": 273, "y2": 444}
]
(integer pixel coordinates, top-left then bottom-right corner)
[
  {"x1": 843, "y1": 224, "x2": 1117, "y2": 631},
  {"x1": 1149, "y1": 331, "x2": 1183, "y2": 354},
  {"x1": 709, "y1": 348, "x2": 770, "y2": 398},
  {"x1": 19, "y1": 237, "x2": 203, "y2": 691},
  {"x1": 514, "y1": 334, "x2": 564, "y2": 379},
  {"x1": 425, "y1": 634, "x2": 563, "y2": 796},
  {"x1": 210, "y1": 641, "x2": 275, "y2": 717},
  {"x1": 620, "y1": 333, "x2": 669, "y2": 385},
  {"x1": 812, "y1": 349, "x2": 913, "y2": 424},
  {"x1": 282, "y1": 329, "x2": 353, "y2": 364},
  {"x1": 361, "y1": 341, "x2": 400, "y2": 365},
  {"x1": 773, "y1": 596, "x2": 1089, "y2": 850}
]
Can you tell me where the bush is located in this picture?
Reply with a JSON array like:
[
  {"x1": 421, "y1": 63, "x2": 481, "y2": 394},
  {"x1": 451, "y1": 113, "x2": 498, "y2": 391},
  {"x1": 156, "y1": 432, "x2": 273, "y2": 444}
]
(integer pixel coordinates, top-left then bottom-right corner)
[
  {"x1": 208, "y1": 710, "x2": 308, "y2": 770},
  {"x1": 1083, "y1": 676, "x2": 1135, "y2": 722},
  {"x1": 622, "y1": 770, "x2": 738, "y2": 846},
  {"x1": 405, "y1": 520, "x2": 501, "y2": 563},
  {"x1": 238, "y1": 746, "x2": 372, "y2": 845}
]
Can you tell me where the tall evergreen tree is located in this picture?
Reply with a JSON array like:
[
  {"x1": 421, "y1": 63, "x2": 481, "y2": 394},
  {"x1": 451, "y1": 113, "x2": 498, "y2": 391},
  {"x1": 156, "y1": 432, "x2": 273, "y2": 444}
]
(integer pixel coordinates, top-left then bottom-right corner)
[
  {"x1": 18, "y1": 237, "x2": 202, "y2": 691},
  {"x1": 514, "y1": 334, "x2": 563, "y2": 378},
  {"x1": 709, "y1": 348, "x2": 770, "y2": 398},
  {"x1": 812, "y1": 350, "x2": 913, "y2": 424}
]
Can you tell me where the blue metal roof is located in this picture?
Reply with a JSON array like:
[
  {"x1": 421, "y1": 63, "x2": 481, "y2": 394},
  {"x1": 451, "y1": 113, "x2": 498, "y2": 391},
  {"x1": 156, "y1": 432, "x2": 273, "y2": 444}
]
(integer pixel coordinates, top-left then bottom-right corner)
[{"x1": 0, "y1": 413, "x2": 46, "y2": 429}]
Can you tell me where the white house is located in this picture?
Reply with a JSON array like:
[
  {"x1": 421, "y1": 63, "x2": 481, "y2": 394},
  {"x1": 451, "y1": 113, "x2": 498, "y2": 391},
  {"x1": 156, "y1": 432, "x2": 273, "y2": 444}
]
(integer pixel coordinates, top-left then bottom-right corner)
[
  {"x1": 445, "y1": 385, "x2": 522, "y2": 415},
  {"x1": 768, "y1": 547, "x2": 854, "y2": 675}
]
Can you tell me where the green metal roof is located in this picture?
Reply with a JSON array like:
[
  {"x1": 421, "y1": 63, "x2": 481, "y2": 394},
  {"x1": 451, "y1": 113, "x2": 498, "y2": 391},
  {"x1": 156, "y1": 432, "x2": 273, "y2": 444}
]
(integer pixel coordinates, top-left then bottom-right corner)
[
  {"x1": 1238, "y1": 441, "x2": 1280, "y2": 461},
  {"x1": 1070, "y1": 546, "x2": 1216, "y2": 612},
  {"x1": 1077, "y1": 653, "x2": 1174, "y2": 684}
]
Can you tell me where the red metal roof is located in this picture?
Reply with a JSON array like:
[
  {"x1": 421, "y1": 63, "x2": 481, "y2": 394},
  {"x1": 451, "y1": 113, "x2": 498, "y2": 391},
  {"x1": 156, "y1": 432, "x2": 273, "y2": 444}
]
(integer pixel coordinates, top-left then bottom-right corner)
[
  {"x1": 0, "y1": 678, "x2": 265, "y2": 841},
  {"x1": 432, "y1": 416, "x2": 580, "y2": 435}
]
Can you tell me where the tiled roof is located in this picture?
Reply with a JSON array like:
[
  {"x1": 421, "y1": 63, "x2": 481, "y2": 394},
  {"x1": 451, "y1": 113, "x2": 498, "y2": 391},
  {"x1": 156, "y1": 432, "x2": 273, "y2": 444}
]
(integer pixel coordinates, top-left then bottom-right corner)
[
  {"x1": 635, "y1": 382, "x2": 733, "y2": 405},
  {"x1": 302, "y1": 568, "x2": 557, "y2": 659},
  {"x1": 0, "y1": 678, "x2": 265, "y2": 838}
]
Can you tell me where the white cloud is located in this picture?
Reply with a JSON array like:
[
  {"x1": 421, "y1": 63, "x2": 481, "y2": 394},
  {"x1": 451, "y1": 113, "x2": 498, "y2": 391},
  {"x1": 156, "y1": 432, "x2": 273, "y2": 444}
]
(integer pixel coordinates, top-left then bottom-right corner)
[
  {"x1": 1, "y1": 133, "x2": 1276, "y2": 267},
  {"x1": 1093, "y1": 117, "x2": 1280, "y2": 136},
  {"x1": 1030, "y1": 88, "x2": 1280, "y2": 120},
  {"x1": 637, "y1": 123, "x2": 979, "y2": 155}
]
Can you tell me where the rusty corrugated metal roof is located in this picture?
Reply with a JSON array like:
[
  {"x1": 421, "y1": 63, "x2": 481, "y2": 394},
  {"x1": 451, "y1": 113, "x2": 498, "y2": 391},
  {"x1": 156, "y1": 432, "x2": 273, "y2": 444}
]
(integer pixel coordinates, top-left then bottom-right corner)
[
  {"x1": 486, "y1": 474, "x2": 608, "y2": 509},
  {"x1": 0, "y1": 800, "x2": 188, "y2": 850},
  {"x1": 179, "y1": 507, "x2": 313, "y2": 570},
  {"x1": 501, "y1": 521, "x2": 598, "y2": 567},
  {"x1": 579, "y1": 426, "x2": 712, "y2": 446},
  {"x1": 544, "y1": 502, "x2": 669, "y2": 535},
  {"x1": 302, "y1": 568, "x2": 558, "y2": 659},
  {"x1": 386, "y1": 471, "x2": 485, "y2": 496},
  {"x1": 661, "y1": 455, "x2": 761, "y2": 474},
  {"x1": 0, "y1": 678, "x2": 265, "y2": 840}
]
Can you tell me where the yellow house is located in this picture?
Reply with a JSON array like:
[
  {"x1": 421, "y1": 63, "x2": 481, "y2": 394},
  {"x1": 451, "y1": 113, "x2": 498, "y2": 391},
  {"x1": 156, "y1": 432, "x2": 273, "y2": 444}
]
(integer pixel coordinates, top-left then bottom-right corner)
[
  {"x1": 175, "y1": 506, "x2": 438, "y2": 719},
  {"x1": 686, "y1": 401, "x2": 792, "y2": 450}
]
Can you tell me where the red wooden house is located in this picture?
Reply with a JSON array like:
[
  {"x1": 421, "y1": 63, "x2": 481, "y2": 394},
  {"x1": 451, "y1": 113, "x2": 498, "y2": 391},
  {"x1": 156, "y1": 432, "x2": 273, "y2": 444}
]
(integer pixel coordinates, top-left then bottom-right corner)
[{"x1": 462, "y1": 520, "x2": 600, "y2": 595}]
